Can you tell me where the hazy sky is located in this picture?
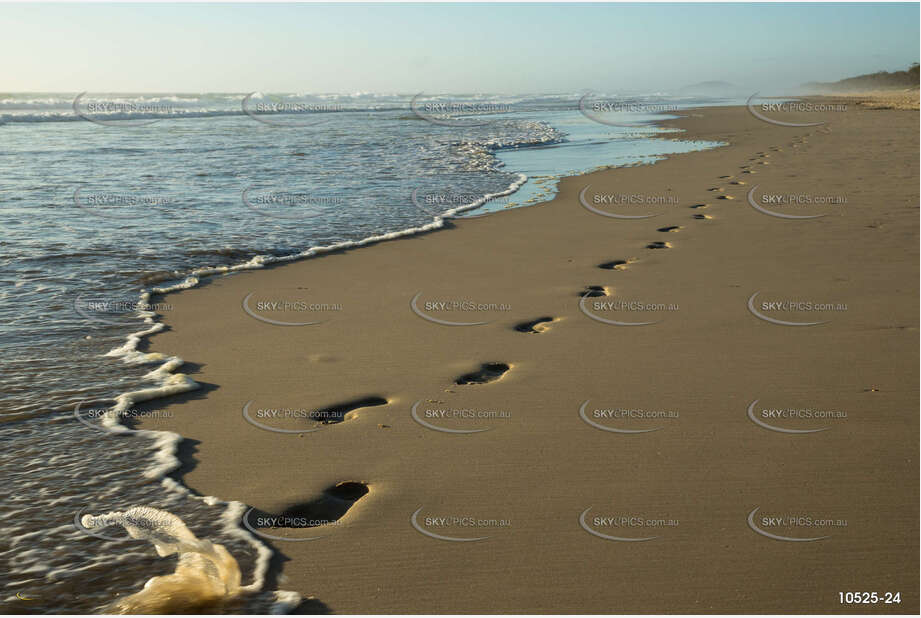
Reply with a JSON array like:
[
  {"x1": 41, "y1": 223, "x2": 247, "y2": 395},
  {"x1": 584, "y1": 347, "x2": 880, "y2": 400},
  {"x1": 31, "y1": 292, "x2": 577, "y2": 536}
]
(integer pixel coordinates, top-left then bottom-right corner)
[{"x1": 1, "y1": 2, "x2": 918, "y2": 93}]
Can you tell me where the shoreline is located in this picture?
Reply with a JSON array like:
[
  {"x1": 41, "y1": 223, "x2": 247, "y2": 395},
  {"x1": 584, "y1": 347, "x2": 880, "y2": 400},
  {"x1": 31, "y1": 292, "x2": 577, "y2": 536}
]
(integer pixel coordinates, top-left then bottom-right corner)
[
  {"x1": 91, "y1": 108, "x2": 684, "y2": 611},
  {"x1": 136, "y1": 101, "x2": 918, "y2": 613}
]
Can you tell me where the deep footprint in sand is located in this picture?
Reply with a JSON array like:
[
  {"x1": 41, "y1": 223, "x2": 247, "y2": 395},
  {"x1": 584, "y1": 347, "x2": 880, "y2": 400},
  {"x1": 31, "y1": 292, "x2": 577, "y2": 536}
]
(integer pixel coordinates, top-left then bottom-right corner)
[
  {"x1": 312, "y1": 396, "x2": 388, "y2": 424},
  {"x1": 692, "y1": 214, "x2": 712, "y2": 220},
  {"x1": 514, "y1": 317, "x2": 555, "y2": 334},
  {"x1": 729, "y1": 180, "x2": 746, "y2": 185},
  {"x1": 455, "y1": 362, "x2": 511, "y2": 385},
  {"x1": 690, "y1": 203, "x2": 709, "y2": 209},
  {"x1": 717, "y1": 195, "x2": 735, "y2": 200},
  {"x1": 255, "y1": 481, "x2": 370, "y2": 529},
  {"x1": 647, "y1": 241, "x2": 671, "y2": 249},
  {"x1": 579, "y1": 285, "x2": 610, "y2": 297},
  {"x1": 598, "y1": 257, "x2": 637, "y2": 270},
  {"x1": 657, "y1": 225, "x2": 682, "y2": 233},
  {"x1": 708, "y1": 187, "x2": 724, "y2": 192}
]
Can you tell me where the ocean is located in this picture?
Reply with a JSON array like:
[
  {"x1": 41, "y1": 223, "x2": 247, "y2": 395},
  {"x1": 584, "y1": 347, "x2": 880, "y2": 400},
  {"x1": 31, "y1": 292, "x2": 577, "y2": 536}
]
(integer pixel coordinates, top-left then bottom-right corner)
[{"x1": 0, "y1": 92, "x2": 724, "y2": 612}]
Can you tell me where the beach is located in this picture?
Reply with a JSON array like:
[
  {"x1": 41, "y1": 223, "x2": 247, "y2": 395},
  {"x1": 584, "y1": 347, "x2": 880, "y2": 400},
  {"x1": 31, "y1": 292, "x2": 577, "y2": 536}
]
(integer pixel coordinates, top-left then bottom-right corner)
[{"x1": 136, "y1": 101, "x2": 919, "y2": 613}]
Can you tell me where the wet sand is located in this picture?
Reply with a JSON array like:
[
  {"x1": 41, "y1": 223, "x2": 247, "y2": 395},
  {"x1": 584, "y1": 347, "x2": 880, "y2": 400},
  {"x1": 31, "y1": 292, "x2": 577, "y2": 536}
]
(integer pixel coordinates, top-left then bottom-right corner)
[{"x1": 139, "y1": 102, "x2": 919, "y2": 613}]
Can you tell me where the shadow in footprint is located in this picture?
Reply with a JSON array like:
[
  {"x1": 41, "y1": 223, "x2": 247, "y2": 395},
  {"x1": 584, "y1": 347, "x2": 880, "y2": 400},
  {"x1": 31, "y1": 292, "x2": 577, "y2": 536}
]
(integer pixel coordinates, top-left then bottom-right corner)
[
  {"x1": 312, "y1": 397, "x2": 387, "y2": 424},
  {"x1": 646, "y1": 241, "x2": 671, "y2": 249},
  {"x1": 579, "y1": 285, "x2": 609, "y2": 297},
  {"x1": 514, "y1": 317, "x2": 554, "y2": 334},
  {"x1": 657, "y1": 226, "x2": 681, "y2": 233},
  {"x1": 251, "y1": 481, "x2": 370, "y2": 529},
  {"x1": 456, "y1": 362, "x2": 510, "y2": 385},
  {"x1": 599, "y1": 260, "x2": 628, "y2": 270}
]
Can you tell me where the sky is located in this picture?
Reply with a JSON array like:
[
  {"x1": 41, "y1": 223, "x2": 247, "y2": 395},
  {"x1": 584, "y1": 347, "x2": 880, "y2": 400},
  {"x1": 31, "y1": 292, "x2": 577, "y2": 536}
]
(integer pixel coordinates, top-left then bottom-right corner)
[{"x1": 1, "y1": 2, "x2": 918, "y2": 93}]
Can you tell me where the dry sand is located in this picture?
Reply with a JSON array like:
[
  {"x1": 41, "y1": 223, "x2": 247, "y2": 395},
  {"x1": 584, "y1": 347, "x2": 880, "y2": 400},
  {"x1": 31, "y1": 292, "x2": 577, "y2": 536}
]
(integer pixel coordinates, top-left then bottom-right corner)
[
  {"x1": 138, "y1": 102, "x2": 919, "y2": 613},
  {"x1": 808, "y1": 90, "x2": 920, "y2": 111}
]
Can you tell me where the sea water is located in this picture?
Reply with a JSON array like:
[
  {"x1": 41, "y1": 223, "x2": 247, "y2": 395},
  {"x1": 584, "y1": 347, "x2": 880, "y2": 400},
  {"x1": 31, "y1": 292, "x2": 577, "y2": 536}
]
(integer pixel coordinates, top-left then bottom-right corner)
[{"x1": 0, "y1": 92, "x2": 726, "y2": 612}]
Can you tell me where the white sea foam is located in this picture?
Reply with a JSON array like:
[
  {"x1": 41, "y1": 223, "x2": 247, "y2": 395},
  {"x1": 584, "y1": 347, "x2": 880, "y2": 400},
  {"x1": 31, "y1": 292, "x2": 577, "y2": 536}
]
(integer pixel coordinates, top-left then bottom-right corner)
[
  {"x1": 148, "y1": 173, "x2": 527, "y2": 297},
  {"x1": 80, "y1": 170, "x2": 528, "y2": 614},
  {"x1": 80, "y1": 506, "x2": 246, "y2": 613}
]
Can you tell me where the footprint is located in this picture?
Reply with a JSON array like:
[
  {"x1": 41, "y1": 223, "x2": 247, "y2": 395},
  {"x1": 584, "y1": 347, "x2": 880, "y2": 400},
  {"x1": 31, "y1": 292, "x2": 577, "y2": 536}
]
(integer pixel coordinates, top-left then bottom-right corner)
[
  {"x1": 741, "y1": 170, "x2": 756, "y2": 174},
  {"x1": 515, "y1": 317, "x2": 555, "y2": 334},
  {"x1": 689, "y1": 203, "x2": 709, "y2": 209},
  {"x1": 708, "y1": 187, "x2": 724, "y2": 192},
  {"x1": 692, "y1": 214, "x2": 712, "y2": 220},
  {"x1": 312, "y1": 396, "x2": 388, "y2": 424},
  {"x1": 456, "y1": 362, "x2": 511, "y2": 385},
  {"x1": 657, "y1": 225, "x2": 682, "y2": 232},
  {"x1": 579, "y1": 285, "x2": 610, "y2": 297},
  {"x1": 646, "y1": 241, "x2": 671, "y2": 249},
  {"x1": 729, "y1": 180, "x2": 746, "y2": 185},
  {"x1": 254, "y1": 482, "x2": 370, "y2": 529},
  {"x1": 599, "y1": 259, "x2": 628, "y2": 270},
  {"x1": 716, "y1": 195, "x2": 735, "y2": 200},
  {"x1": 718, "y1": 175, "x2": 733, "y2": 179}
]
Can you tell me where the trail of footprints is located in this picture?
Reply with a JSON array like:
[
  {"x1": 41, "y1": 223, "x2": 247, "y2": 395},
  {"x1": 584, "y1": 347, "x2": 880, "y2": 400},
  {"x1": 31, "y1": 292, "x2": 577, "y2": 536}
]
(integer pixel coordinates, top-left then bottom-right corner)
[{"x1": 265, "y1": 133, "x2": 822, "y2": 530}]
